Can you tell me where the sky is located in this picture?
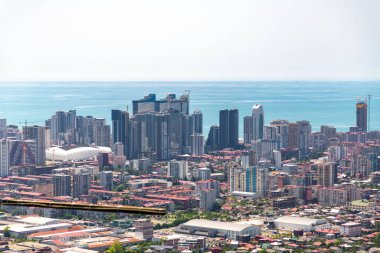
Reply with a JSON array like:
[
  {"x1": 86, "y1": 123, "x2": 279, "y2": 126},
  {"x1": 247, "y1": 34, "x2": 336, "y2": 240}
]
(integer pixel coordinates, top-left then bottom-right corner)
[{"x1": 0, "y1": 0, "x2": 379, "y2": 81}]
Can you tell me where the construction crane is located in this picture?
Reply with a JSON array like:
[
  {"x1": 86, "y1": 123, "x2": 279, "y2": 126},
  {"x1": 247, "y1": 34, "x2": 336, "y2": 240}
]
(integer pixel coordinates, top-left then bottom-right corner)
[{"x1": 0, "y1": 198, "x2": 166, "y2": 215}]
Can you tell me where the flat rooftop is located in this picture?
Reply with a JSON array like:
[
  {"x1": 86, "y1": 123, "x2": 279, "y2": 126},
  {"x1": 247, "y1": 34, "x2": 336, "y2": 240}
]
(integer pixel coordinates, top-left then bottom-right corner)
[
  {"x1": 182, "y1": 219, "x2": 253, "y2": 232},
  {"x1": 274, "y1": 216, "x2": 327, "y2": 226}
]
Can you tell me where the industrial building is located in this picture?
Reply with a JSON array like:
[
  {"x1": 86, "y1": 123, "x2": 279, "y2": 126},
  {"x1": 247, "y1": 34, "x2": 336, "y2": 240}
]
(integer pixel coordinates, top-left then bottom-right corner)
[
  {"x1": 273, "y1": 216, "x2": 331, "y2": 232},
  {"x1": 176, "y1": 219, "x2": 260, "y2": 239}
]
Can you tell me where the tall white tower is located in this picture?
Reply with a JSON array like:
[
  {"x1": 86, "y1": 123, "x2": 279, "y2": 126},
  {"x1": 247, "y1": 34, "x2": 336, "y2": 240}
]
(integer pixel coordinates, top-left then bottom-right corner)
[{"x1": 252, "y1": 104, "x2": 264, "y2": 141}]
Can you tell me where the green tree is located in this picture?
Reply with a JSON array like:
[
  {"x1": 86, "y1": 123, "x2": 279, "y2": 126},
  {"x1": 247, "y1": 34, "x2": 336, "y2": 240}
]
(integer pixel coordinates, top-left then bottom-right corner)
[
  {"x1": 107, "y1": 241, "x2": 124, "y2": 253},
  {"x1": 115, "y1": 184, "x2": 126, "y2": 192},
  {"x1": 374, "y1": 233, "x2": 380, "y2": 247},
  {"x1": 3, "y1": 226, "x2": 10, "y2": 237},
  {"x1": 375, "y1": 221, "x2": 380, "y2": 232}
]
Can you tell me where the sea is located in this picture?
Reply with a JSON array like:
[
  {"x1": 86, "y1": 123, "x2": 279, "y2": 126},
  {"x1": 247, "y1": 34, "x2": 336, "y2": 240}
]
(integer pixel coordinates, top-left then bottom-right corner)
[{"x1": 0, "y1": 81, "x2": 379, "y2": 137}]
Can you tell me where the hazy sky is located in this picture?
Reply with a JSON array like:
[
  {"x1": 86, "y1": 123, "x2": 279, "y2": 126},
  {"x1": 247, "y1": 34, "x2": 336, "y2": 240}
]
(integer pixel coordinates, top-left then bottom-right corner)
[{"x1": 0, "y1": 0, "x2": 379, "y2": 81}]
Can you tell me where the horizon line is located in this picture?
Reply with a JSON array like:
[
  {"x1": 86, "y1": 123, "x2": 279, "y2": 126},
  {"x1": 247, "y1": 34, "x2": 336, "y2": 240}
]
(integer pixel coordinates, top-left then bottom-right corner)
[{"x1": 1, "y1": 79, "x2": 379, "y2": 83}]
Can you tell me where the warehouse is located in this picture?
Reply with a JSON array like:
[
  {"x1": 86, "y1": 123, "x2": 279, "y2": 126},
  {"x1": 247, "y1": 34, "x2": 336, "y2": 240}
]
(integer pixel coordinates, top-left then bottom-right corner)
[
  {"x1": 176, "y1": 219, "x2": 260, "y2": 239},
  {"x1": 274, "y1": 216, "x2": 331, "y2": 232}
]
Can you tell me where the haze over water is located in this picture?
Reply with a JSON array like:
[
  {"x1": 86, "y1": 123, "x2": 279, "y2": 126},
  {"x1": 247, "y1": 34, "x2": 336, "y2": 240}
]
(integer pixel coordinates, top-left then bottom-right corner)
[{"x1": 0, "y1": 81, "x2": 379, "y2": 137}]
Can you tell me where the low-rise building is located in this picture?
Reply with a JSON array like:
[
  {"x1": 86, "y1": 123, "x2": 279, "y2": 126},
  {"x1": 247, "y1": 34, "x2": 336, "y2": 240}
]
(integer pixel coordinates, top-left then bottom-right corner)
[
  {"x1": 340, "y1": 222, "x2": 361, "y2": 237},
  {"x1": 176, "y1": 219, "x2": 260, "y2": 240},
  {"x1": 273, "y1": 216, "x2": 330, "y2": 232}
]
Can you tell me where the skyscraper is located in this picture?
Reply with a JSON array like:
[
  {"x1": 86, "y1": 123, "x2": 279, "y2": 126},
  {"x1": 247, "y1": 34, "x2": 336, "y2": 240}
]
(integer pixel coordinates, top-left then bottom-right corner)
[
  {"x1": 0, "y1": 139, "x2": 11, "y2": 177},
  {"x1": 191, "y1": 133, "x2": 204, "y2": 156},
  {"x1": 219, "y1": 109, "x2": 239, "y2": 149},
  {"x1": 206, "y1": 125, "x2": 219, "y2": 150},
  {"x1": 0, "y1": 119, "x2": 6, "y2": 139},
  {"x1": 132, "y1": 94, "x2": 156, "y2": 114},
  {"x1": 296, "y1": 120, "x2": 311, "y2": 157},
  {"x1": 111, "y1": 109, "x2": 129, "y2": 156},
  {"x1": 190, "y1": 110, "x2": 203, "y2": 134},
  {"x1": 132, "y1": 93, "x2": 189, "y2": 115},
  {"x1": 317, "y1": 162, "x2": 337, "y2": 187},
  {"x1": 252, "y1": 104, "x2": 264, "y2": 141},
  {"x1": 243, "y1": 116, "x2": 253, "y2": 144},
  {"x1": 93, "y1": 118, "x2": 111, "y2": 147},
  {"x1": 356, "y1": 101, "x2": 367, "y2": 132}
]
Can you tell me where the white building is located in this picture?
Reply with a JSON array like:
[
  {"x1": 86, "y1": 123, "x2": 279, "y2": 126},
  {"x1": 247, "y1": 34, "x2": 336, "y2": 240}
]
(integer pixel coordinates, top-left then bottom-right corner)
[
  {"x1": 196, "y1": 167, "x2": 211, "y2": 181},
  {"x1": 199, "y1": 188, "x2": 216, "y2": 211},
  {"x1": 168, "y1": 160, "x2": 188, "y2": 180},
  {"x1": 274, "y1": 216, "x2": 331, "y2": 232},
  {"x1": 0, "y1": 139, "x2": 11, "y2": 177},
  {"x1": 340, "y1": 222, "x2": 361, "y2": 237},
  {"x1": 46, "y1": 146, "x2": 111, "y2": 161},
  {"x1": 191, "y1": 134, "x2": 204, "y2": 156},
  {"x1": 252, "y1": 104, "x2": 264, "y2": 141},
  {"x1": 273, "y1": 150, "x2": 281, "y2": 170},
  {"x1": 177, "y1": 219, "x2": 260, "y2": 239}
]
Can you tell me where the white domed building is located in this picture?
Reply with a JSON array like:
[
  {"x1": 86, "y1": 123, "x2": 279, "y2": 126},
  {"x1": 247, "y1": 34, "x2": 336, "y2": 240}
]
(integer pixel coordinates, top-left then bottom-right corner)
[{"x1": 46, "y1": 146, "x2": 111, "y2": 161}]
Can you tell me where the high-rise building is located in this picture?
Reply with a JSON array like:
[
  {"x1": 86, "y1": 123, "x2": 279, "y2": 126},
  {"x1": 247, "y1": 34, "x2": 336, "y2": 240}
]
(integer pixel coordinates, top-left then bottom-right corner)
[
  {"x1": 111, "y1": 109, "x2": 129, "y2": 156},
  {"x1": 22, "y1": 125, "x2": 46, "y2": 166},
  {"x1": 264, "y1": 120, "x2": 289, "y2": 148},
  {"x1": 168, "y1": 160, "x2": 188, "y2": 180},
  {"x1": 76, "y1": 116, "x2": 95, "y2": 145},
  {"x1": 317, "y1": 162, "x2": 337, "y2": 187},
  {"x1": 252, "y1": 104, "x2": 264, "y2": 141},
  {"x1": 97, "y1": 152, "x2": 110, "y2": 170},
  {"x1": 243, "y1": 116, "x2": 253, "y2": 144},
  {"x1": 154, "y1": 113, "x2": 170, "y2": 160},
  {"x1": 252, "y1": 139, "x2": 280, "y2": 161},
  {"x1": 273, "y1": 150, "x2": 281, "y2": 170},
  {"x1": 135, "y1": 219, "x2": 154, "y2": 241},
  {"x1": 9, "y1": 139, "x2": 37, "y2": 167},
  {"x1": 200, "y1": 188, "x2": 217, "y2": 211},
  {"x1": 288, "y1": 123, "x2": 298, "y2": 149},
  {"x1": 257, "y1": 161, "x2": 269, "y2": 197},
  {"x1": 356, "y1": 101, "x2": 367, "y2": 132},
  {"x1": 114, "y1": 142, "x2": 125, "y2": 156},
  {"x1": 53, "y1": 174, "x2": 72, "y2": 197},
  {"x1": 73, "y1": 173, "x2": 91, "y2": 198},
  {"x1": 132, "y1": 93, "x2": 189, "y2": 115},
  {"x1": 197, "y1": 167, "x2": 211, "y2": 181},
  {"x1": 296, "y1": 120, "x2": 311, "y2": 157},
  {"x1": 48, "y1": 110, "x2": 77, "y2": 146},
  {"x1": 206, "y1": 125, "x2": 219, "y2": 150},
  {"x1": 93, "y1": 118, "x2": 111, "y2": 147},
  {"x1": 321, "y1": 125, "x2": 337, "y2": 144},
  {"x1": 190, "y1": 110, "x2": 203, "y2": 134},
  {"x1": 167, "y1": 110, "x2": 184, "y2": 157},
  {"x1": 191, "y1": 134, "x2": 204, "y2": 156},
  {"x1": 219, "y1": 109, "x2": 239, "y2": 149},
  {"x1": 99, "y1": 171, "x2": 113, "y2": 190},
  {"x1": 241, "y1": 151, "x2": 250, "y2": 170},
  {"x1": 351, "y1": 155, "x2": 369, "y2": 179},
  {"x1": 0, "y1": 119, "x2": 6, "y2": 139},
  {"x1": 0, "y1": 139, "x2": 12, "y2": 177},
  {"x1": 132, "y1": 94, "x2": 156, "y2": 114}
]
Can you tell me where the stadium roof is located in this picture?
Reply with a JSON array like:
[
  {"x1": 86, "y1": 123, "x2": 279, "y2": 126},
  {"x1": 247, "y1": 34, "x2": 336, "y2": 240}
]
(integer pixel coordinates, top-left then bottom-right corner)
[{"x1": 46, "y1": 146, "x2": 111, "y2": 161}]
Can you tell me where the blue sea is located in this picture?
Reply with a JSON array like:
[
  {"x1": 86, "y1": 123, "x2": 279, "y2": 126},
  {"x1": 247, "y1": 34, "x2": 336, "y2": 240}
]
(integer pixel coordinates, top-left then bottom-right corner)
[{"x1": 0, "y1": 81, "x2": 379, "y2": 136}]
